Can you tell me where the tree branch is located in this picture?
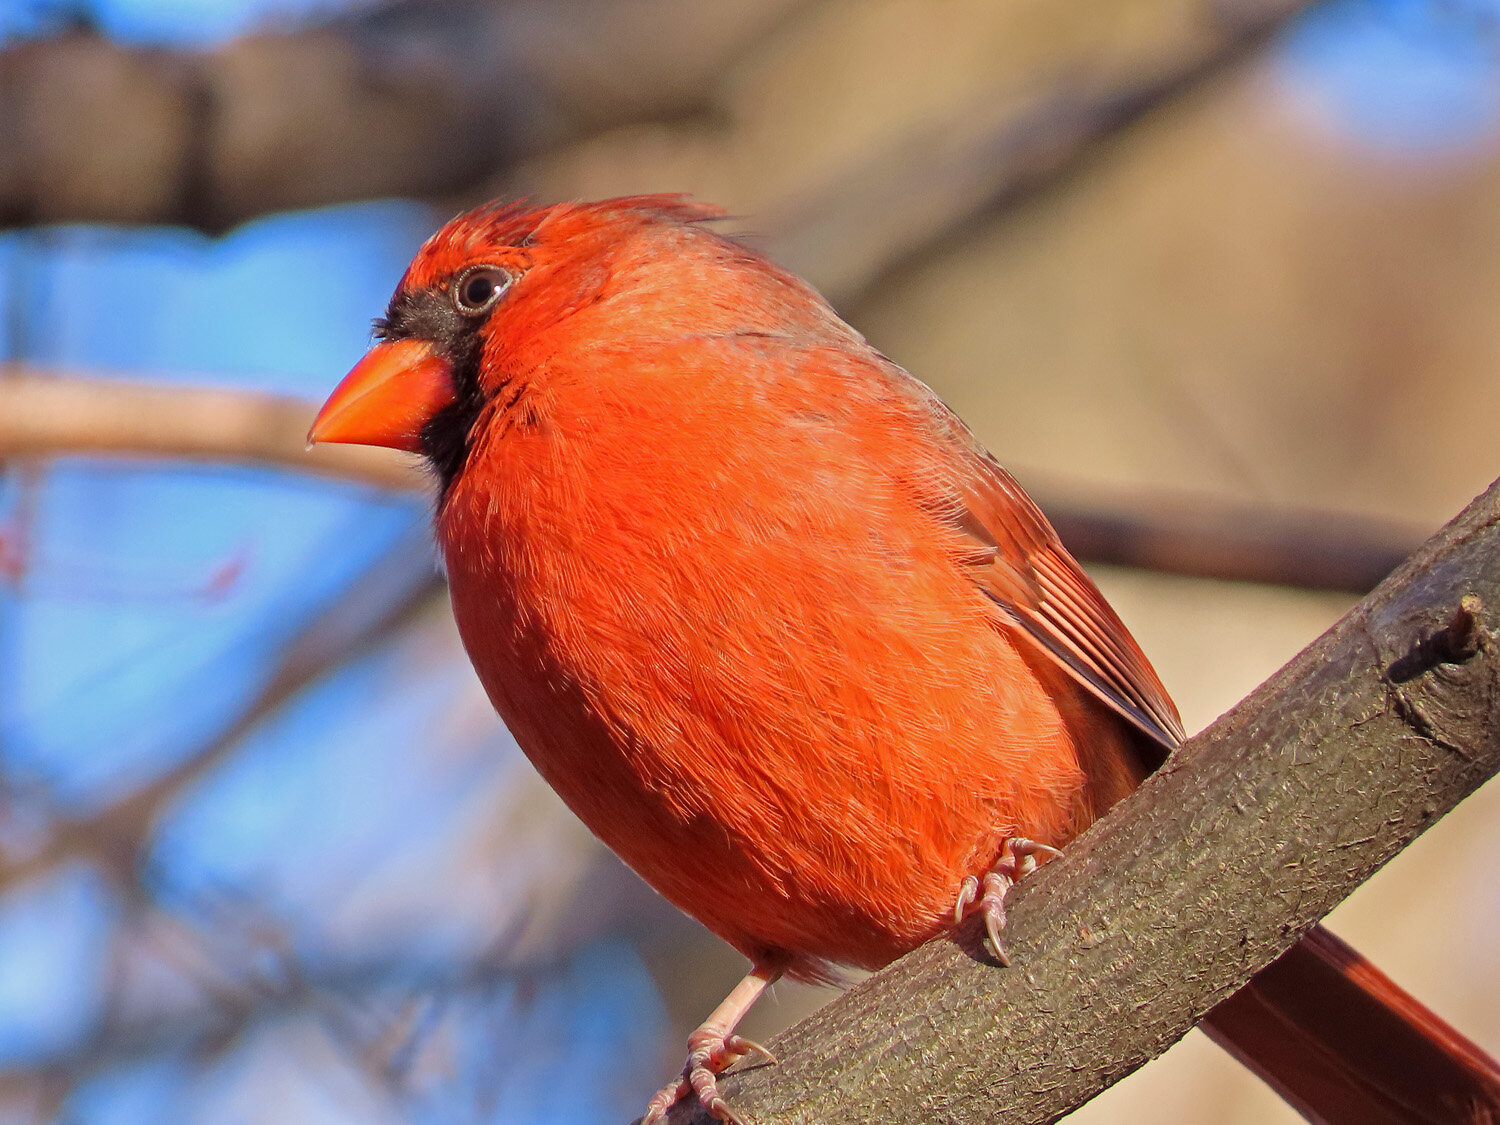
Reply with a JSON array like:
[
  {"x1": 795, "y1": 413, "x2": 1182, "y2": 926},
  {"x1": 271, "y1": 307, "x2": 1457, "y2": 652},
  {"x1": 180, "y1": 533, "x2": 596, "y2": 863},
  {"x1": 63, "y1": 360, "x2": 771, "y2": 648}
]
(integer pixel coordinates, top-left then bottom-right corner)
[
  {"x1": 662, "y1": 477, "x2": 1500, "y2": 1124},
  {"x1": 1038, "y1": 483, "x2": 1422, "y2": 594},
  {"x1": 2, "y1": 0, "x2": 1316, "y2": 260},
  {"x1": 0, "y1": 0, "x2": 809, "y2": 230},
  {"x1": 0, "y1": 367, "x2": 422, "y2": 491},
  {"x1": 0, "y1": 369, "x2": 1422, "y2": 592},
  {"x1": 743, "y1": 0, "x2": 1314, "y2": 303}
]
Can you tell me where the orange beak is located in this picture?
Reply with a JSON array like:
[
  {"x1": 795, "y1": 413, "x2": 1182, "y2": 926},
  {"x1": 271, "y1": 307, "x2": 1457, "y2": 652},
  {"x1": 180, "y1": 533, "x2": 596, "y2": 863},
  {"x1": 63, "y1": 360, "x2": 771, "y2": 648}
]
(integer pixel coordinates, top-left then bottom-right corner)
[{"x1": 308, "y1": 339, "x2": 454, "y2": 453}]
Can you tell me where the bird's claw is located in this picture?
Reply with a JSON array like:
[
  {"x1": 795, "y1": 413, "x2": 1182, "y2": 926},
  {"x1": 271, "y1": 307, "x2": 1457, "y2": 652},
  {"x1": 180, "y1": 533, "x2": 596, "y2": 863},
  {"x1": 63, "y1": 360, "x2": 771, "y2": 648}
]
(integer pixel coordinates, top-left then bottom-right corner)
[
  {"x1": 952, "y1": 837, "x2": 1063, "y2": 966},
  {"x1": 953, "y1": 874, "x2": 979, "y2": 923},
  {"x1": 641, "y1": 1031, "x2": 776, "y2": 1124}
]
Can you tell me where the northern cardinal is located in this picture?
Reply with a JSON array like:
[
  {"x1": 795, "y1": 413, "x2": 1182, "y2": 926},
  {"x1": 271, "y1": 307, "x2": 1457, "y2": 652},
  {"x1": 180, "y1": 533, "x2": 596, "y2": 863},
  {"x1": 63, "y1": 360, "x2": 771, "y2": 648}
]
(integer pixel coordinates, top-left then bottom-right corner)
[{"x1": 311, "y1": 196, "x2": 1500, "y2": 1124}]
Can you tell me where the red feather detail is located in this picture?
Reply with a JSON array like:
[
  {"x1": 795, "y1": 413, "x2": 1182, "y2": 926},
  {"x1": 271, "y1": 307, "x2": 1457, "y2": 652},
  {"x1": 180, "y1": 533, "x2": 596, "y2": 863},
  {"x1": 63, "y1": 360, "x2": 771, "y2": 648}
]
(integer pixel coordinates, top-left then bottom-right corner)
[
  {"x1": 339, "y1": 196, "x2": 1500, "y2": 1120},
  {"x1": 947, "y1": 451, "x2": 1185, "y2": 752}
]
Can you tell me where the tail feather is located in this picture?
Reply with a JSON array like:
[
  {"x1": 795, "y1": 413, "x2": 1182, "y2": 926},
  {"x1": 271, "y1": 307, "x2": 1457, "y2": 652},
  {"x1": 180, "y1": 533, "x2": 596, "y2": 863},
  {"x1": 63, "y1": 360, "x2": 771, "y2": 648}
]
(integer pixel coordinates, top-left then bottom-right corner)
[{"x1": 1202, "y1": 924, "x2": 1500, "y2": 1125}]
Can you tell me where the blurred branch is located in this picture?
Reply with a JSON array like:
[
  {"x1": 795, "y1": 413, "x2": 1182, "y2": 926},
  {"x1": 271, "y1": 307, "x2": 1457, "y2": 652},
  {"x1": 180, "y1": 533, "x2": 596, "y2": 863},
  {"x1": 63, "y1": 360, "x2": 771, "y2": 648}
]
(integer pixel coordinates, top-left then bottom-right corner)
[
  {"x1": 671, "y1": 478, "x2": 1500, "y2": 1124},
  {"x1": 1037, "y1": 480, "x2": 1425, "y2": 593},
  {"x1": 0, "y1": 367, "x2": 423, "y2": 491},
  {"x1": 0, "y1": 369, "x2": 1423, "y2": 593},
  {"x1": 0, "y1": 946, "x2": 582, "y2": 1098},
  {"x1": 747, "y1": 0, "x2": 1318, "y2": 302},
  {"x1": 0, "y1": 0, "x2": 811, "y2": 230},
  {"x1": 3, "y1": 0, "x2": 1317, "y2": 281},
  {"x1": 0, "y1": 518, "x2": 442, "y2": 893},
  {"x1": 0, "y1": 534, "x2": 444, "y2": 1102}
]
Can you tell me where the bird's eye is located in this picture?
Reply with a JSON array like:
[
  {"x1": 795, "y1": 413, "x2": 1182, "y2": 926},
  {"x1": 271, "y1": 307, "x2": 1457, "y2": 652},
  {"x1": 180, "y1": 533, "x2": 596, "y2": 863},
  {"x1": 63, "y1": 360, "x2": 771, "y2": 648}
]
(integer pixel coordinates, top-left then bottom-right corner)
[{"x1": 452, "y1": 267, "x2": 512, "y2": 315}]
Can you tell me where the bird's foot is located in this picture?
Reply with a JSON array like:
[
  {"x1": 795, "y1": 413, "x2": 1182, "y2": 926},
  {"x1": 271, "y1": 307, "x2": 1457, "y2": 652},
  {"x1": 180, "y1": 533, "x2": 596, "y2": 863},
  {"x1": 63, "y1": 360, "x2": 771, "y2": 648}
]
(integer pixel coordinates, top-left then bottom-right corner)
[
  {"x1": 952, "y1": 837, "x2": 1063, "y2": 966},
  {"x1": 641, "y1": 1030, "x2": 777, "y2": 1125}
]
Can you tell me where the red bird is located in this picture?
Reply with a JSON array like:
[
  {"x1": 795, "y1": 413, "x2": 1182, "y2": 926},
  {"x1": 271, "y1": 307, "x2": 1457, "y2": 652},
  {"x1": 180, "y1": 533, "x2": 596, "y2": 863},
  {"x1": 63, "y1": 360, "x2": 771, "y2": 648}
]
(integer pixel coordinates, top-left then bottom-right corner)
[{"x1": 311, "y1": 196, "x2": 1500, "y2": 1124}]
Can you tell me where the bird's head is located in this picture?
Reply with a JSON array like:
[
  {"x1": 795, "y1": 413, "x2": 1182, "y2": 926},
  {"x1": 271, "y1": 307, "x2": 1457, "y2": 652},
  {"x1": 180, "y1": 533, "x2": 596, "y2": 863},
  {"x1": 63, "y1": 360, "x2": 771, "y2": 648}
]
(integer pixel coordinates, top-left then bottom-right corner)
[{"x1": 307, "y1": 194, "x2": 785, "y2": 486}]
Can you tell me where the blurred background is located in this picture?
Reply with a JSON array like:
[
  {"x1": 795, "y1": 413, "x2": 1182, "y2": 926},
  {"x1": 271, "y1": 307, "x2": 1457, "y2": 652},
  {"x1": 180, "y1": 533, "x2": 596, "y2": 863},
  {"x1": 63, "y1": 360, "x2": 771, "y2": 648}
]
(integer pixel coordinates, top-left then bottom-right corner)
[{"x1": 2, "y1": 0, "x2": 1500, "y2": 1121}]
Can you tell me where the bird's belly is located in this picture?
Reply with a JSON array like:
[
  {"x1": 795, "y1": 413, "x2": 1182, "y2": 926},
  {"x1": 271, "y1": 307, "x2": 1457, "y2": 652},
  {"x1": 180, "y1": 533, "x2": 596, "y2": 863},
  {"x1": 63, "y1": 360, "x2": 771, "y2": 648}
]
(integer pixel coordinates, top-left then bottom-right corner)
[
  {"x1": 439, "y1": 486, "x2": 1119, "y2": 980},
  {"x1": 452, "y1": 602, "x2": 1100, "y2": 981},
  {"x1": 498, "y1": 685, "x2": 1012, "y2": 978}
]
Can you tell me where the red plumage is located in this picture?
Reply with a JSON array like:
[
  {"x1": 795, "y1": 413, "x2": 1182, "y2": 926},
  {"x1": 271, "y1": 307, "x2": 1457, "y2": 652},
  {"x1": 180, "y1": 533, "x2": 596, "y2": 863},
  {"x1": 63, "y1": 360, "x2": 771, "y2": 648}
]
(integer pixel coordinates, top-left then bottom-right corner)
[{"x1": 312, "y1": 196, "x2": 1500, "y2": 1124}]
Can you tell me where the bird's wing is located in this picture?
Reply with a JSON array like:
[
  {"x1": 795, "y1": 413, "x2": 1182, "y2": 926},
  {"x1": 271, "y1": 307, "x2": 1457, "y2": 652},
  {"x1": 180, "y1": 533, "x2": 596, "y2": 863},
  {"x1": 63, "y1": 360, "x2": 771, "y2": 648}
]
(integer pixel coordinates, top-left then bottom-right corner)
[{"x1": 943, "y1": 443, "x2": 1185, "y2": 754}]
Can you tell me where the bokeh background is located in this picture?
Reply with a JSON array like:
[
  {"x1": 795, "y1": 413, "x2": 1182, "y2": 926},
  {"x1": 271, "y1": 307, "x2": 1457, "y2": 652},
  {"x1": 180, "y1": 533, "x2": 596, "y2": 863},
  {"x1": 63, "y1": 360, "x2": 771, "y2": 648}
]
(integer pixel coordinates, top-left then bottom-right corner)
[{"x1": 3, "y1": 0, "x2": 1500, "y2": 1121}]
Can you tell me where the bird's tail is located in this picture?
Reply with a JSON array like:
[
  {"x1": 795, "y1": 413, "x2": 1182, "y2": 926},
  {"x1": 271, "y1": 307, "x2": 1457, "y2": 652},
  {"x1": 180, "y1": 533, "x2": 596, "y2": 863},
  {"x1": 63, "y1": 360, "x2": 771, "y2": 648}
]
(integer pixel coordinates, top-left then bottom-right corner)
[{"x1": 1201, "y1": 923, "x2": 1500, "y2": 1124}]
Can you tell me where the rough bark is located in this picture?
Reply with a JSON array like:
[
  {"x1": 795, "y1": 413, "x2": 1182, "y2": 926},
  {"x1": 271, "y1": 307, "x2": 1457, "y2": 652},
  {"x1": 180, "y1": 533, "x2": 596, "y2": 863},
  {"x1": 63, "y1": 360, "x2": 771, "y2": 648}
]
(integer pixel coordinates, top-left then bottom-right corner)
[{"x1": 660, "y1": 477, "x2": 1500, "y2": 1124}]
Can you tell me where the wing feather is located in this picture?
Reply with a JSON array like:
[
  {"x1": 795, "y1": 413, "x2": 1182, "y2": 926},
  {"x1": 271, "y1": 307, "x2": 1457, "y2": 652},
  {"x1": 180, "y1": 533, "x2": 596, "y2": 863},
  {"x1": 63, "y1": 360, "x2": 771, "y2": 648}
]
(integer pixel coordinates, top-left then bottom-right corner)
[{"x1": 951, "y1": 451, "x2": 1185, "y2": 753}]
